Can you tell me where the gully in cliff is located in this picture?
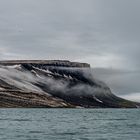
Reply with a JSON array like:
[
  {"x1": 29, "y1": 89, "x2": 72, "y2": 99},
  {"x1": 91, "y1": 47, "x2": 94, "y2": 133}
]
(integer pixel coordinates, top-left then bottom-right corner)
[{"x1": 0, "y1": 60, "x2": 139, "y2": 108}]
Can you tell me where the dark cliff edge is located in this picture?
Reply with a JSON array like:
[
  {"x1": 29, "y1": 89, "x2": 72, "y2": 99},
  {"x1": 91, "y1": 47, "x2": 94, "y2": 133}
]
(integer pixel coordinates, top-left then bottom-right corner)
[
  {"x1": 0, "y1": 60, "x2": 139, "y2": 108},
  {"x1": 0, "y1": 60, "x2": 90, "y2": 68}
]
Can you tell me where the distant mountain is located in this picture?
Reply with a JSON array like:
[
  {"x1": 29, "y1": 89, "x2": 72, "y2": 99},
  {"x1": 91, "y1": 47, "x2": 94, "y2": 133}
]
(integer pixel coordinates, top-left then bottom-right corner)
[{"x1": 0, "y1": 60, "x2": 139, "y2": 108}]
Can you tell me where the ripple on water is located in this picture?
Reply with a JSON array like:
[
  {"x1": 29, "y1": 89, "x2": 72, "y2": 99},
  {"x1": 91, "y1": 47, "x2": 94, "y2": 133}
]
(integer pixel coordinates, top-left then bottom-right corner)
[{"x1": 0, "y1": 109, "x2": 139, "y2": 140}]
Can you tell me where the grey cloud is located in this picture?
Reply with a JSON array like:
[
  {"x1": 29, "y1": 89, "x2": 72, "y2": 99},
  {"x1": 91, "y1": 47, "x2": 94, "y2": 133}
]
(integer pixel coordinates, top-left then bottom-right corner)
[
  {"x1": 2, "y1": 1, "x2": 138, "y2": 69},
  {"x1": 93, "y1": 68, "x2": 140, "y2": 97},
  {"x1": 0, "y1": 0, "x2": 140, "y2": 98}
]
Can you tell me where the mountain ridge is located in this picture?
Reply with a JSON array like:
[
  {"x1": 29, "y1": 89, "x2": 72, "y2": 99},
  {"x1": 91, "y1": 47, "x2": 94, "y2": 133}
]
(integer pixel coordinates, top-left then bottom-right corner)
[
  {"x1": 0, "y1": 60, "x2": 139, "y2": 108},
  {"x1": 0, "y1": 60, "x2": 90, "y2": 68}
]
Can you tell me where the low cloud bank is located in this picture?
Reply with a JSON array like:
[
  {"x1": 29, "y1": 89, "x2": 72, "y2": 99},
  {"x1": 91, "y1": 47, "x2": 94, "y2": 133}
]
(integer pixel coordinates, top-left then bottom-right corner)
[{"x1": 0, "y1": 65, "x2": 111, "y2": 98}]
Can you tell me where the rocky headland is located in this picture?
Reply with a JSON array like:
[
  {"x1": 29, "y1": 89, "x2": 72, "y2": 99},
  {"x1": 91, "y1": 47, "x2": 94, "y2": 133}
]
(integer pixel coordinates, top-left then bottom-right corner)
[{"x1": 0, "y1": 60, "x2": 139, "y2": 108}]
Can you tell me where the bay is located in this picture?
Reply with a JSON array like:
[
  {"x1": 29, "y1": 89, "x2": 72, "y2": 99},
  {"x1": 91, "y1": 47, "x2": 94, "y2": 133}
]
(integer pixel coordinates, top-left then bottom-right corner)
[{"x1": 0, "y1": 109, "x2": 140, "y2": 140}]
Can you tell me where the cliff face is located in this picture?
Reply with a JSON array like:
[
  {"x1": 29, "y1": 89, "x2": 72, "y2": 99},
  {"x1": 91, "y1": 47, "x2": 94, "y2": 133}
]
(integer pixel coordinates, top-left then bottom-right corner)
[
  {"x1": 0, "y1": 60, "x2": 90, "y2": 68},
  {"x1": 0, "y1": 60, "x2": 139, "y2": 108}
]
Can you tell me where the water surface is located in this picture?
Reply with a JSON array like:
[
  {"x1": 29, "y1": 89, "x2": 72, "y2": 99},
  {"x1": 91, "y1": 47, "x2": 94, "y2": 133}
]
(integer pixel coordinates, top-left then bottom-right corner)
[{"x1": 0, "y1": 109, "x2": 140, "y2": 140}]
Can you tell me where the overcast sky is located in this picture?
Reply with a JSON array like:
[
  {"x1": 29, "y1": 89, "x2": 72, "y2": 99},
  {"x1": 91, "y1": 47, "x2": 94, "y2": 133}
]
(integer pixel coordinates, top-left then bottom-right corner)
[{"x1": 0, "y1": 0, "x2": 140, "y2": 101}]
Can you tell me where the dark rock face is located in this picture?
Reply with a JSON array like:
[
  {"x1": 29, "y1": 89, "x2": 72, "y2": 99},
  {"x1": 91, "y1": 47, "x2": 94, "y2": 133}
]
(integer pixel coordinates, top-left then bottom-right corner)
[
  {"x1": 0, "y1": 60, "x2": 139, "y2": 108},
  {"x1": 0, "y1": 60, "x2": 90, "y2": 68}
]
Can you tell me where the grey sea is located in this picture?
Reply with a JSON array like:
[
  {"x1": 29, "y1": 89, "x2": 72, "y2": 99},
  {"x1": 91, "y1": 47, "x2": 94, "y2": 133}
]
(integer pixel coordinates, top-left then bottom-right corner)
[{"x1": 0, "y1": 109, "x2": 140, "y2": 140}]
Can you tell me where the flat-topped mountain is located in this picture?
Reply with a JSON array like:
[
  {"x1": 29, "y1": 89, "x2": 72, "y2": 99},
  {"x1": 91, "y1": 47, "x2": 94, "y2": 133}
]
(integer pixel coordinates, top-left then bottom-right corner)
[{"x1": 0, "y1": 60, "x2": 139, "y2": 108}]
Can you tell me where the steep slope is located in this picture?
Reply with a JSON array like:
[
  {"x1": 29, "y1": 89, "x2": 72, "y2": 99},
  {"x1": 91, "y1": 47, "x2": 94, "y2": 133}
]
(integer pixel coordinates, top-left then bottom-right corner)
[{"x1": 0, "y1": 60, "x2": 139, "y2": 108}]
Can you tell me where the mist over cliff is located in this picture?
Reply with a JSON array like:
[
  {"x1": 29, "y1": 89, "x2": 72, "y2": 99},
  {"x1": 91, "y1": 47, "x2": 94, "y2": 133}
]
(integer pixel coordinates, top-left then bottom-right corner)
[{"x1": 0, "y1": 60, "x2": 139, "y2": 108}]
